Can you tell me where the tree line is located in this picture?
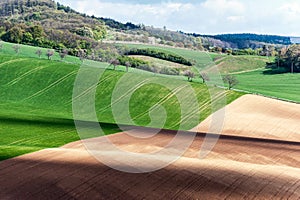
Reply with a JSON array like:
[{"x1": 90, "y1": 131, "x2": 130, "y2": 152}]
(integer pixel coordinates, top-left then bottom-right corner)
[{"x1": 209, "y1": 45, "x2": 279, "y2": 57}]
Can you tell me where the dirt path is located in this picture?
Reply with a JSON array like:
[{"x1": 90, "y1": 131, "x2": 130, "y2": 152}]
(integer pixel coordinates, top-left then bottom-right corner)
[{"x1": 1, "y1": 94, "x2": 300, "y2": 199}]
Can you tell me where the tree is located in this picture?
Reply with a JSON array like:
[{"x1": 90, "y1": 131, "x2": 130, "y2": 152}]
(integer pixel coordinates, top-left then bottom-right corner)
[
  {"x1": 110, "y1": 58, "x2": 120, "y2": 70},
  {"x1": 35, "y1": 49, "x2": 42, "y2": 58},
  {"x1": 77, "y1": 49, "x2": 87, "y2": 62},
  {"x1": 200, "y1": 72, "x2": 210, "y2": 83},
  {"x1": 46, "y1": 49, "x2": 54, "y2": 60},
  {"x1": 2, "y1": 26, "x2": 24, "y2": 43},
  {"x1": 12, "y1": 44, "x2": 20, "y2": 54},
  {"x1": 183, "y1": 70, "x2": 195, "y2": 82},
  {"x1": 276, "y1": 47, "x2": 287, "y2": 68},
  {"x1": 223, "y1": 74, "x2": 238, "y2": 90},
  {"x1": 23, "y1": 32, "x2": 33, "y2": 43},
  {"x1": 30, "y1": 25, "x2": 44, "y2": 39},
  {"x1": 125, "y1": 61, "x2": 131, "y2": 72},
  {"x1": 267, "y1": 45, "x2": 300, "y2": 73},
  {"x1": 285, "y1": 44, "x2": 300, "y2": 73},
  {"x1": 59, "y1": 49, "x2": 68, "y2": 61}
]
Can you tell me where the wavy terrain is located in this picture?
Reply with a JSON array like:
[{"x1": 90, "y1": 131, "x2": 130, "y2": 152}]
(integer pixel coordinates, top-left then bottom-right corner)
[{"x1": 0, "y1": 95, "x2": 300, "y2": 199}]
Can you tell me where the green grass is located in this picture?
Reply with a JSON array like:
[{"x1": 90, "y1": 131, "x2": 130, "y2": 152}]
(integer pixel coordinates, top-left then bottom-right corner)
[
  {"x1": 129, "y1": 55, "x2": 190, "y2": 74},
  {"x1": 0, "y1": 41, "x2": 82, "y2": 64},
  {"x1": 0, "y1": 117, "x2": 119, "y2": 160},
  {"x1": 235, "y1": 69, "x2": 300, "y2": 102},
  {"x1": 117, "y1": 43, "x2": 299, "y2": 103},
  {"x1": 215, "y1": 55, "x2": 274, "y2": 74},
  {"x1": 114, "y1": 43, "x2": 220, "y2": 71},
  {"x1": 0, "y1": 49, "x2": 243, "y2": 160},
  {"x1": 2, "y1": 40, "x2": 297, "y2": 162}
]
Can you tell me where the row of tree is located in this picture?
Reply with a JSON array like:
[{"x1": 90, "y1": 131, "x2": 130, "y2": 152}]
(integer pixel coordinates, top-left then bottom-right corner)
[
  {"x1": 0, "y1": 41, "x2": 239, "y2": 89},
  {"x1": 183, "y1": 70, "x2": 238, "y2": 89},
  {"x1": 209, "y1": 45, "x2": 279, "y2": 57}
]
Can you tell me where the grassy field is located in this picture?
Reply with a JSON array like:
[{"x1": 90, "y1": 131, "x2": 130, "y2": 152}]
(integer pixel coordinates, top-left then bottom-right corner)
[
  {"x1": 215, "y1": 55, "x2": 274, "y2": 74},
  {"x1": 235, "y1": 69, "x2": 300, "y2": 102},
  {"x1": 118, "y1": 42, "x2": 300, "y2": 103},
  {"x1": 2, "y1": 40, "x2": 298, "y2": 161},
  {"x1": 0, "y1": 47, "x2": 243, "y2": 160},
  {"x1": 0, "y1": 41, "x2": 82, "y2": 64},
  {"x1": 114, "y1": 43, "x2": 222, "y2": 71},
  {"x1": 0, "y1": 53, "x2": 241, "y2": 127},
  {"x1": 129, "y1": 55, "x2": 190, "y2": 73}
]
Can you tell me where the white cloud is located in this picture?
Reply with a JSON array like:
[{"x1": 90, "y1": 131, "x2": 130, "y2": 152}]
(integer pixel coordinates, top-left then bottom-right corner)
[
  {"x1": 279, "y1": 2, "x2": 300, "y2": 22},
  {"x1": 202, "y1": 0, "x2": 245, "y2": 15},
  {"x1": 227, "y1": 15, "x2": 245, "y2": 22},
  {"x1": 58, "y1": 0, "x2": 300, "y2": 36}
]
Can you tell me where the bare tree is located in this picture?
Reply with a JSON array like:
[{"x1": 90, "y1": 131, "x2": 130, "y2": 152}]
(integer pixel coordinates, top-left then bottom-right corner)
[
  {"x1": 110, "y1": 58, "x2": 120, "y2": 70},
  {"x1": 13, "y1": 44, "x2": 21, "y2": 54},
  {"x1": 200, "y1": 72, "x2": 210, "y2": 83},
  {"x1": 59, "y1": 49, "x2": 68, "y2": 61},
  {"x1": 125, "y1": 61, "x2": 131, "y2": 72},
  {"x1": 46, "y1": 49, "x2": 54, "y2": 60},
  {"x1": 223, "y1": 74, "x2": 238, "y2": 90},
  {"x1": 35, "y1": 49, "x2": 43, "y2": 58},
  {"x1": 183, "y1": 70, "x2": 195, "y2": 82}
]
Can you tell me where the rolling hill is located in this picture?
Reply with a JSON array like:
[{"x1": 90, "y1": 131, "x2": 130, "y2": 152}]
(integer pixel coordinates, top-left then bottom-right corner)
[
  {"x1": 1, "y1": 96, "x2": 300, "y2": 198},
  {"x1": 0, "y1": 1, "x2": 300, "y2": 199},
  {"x1": 0, "y1": 41, "x2": 243, "y2": 160}
]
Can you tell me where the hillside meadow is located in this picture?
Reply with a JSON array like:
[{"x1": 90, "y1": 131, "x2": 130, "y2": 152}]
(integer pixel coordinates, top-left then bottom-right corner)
[
  {"x1": 235, "y1": 69, "x2": 300, "y2": 102},
  {"x1": 0, "y1": 43, "x2": 243, "y2": 160},
  {"x1": 113, "y1": 43, "x2": 300, "y2": 103},
  {"x1": 1, "y1": 40, "x2": 299, "y2": 161}
]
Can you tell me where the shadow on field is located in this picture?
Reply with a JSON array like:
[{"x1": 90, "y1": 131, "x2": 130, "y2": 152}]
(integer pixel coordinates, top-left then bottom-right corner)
[
  {"x1": 0, "y1": 116, "x2": 119, "y2": 130},
  {"x1": 262, "y1": 68, "x2": 290, "y2": 75},
  {"x1": 0, "y1": 147, "x2": 299, "y2": 199}
]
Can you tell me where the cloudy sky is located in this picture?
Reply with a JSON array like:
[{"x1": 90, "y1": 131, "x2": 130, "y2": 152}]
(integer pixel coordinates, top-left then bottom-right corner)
[{"x1": 57, "y1": 0, "x2": 300, "y2": 36}]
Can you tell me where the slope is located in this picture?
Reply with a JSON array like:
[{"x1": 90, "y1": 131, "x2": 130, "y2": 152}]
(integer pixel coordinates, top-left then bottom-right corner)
[
  {"x1": 0, "y1": 126, "x2": 299, "y2": 199},
  {"x1": 0, "y1": 48, "x2": 243, "y2": 160},
  {"x1": 195, "y1": 94, "x2": 300, "y2": 141}
]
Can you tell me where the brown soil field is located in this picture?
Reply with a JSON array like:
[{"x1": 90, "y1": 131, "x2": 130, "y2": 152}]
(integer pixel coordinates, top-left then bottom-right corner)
[
  {"x1": 193, "y1": 94, "x2": 300, "y2": 142},
  {"x1": 0, "y1": 95, "x2": 300, "y2": 199}
]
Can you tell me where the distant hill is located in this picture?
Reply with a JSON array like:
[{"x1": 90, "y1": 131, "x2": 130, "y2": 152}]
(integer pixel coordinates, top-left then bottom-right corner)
[
  {"x1": 188, "y1": 33, "x2": 292, "y2": 49},
  {"x1": 291, "y1": 37, "x2": 300, "y2": 44}
]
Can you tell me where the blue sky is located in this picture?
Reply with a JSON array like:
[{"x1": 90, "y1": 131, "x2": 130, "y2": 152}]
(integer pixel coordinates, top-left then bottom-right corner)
[{"x1": 58, "y1": 0, "x2": 300, "y2": 36}]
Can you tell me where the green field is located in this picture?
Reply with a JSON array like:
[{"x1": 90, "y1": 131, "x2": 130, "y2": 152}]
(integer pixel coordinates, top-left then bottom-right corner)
[
  {"x1": 0, "y1": 41, "x2": 82, "y2": 64},
  {"x1": 1, "y1": 41, "x2": 299, "y2": 161},
  {"x1": 129, "y1": 55, "x2": 190, "y2": 73},
  {"x1": 235, "y1": 69, "x2": 300, "y2": 102},
  {"x1": 114, "y1": 43, "x2": 222, "y2": 70},
  {"x1": 118, "y1": 43, "x2": 299, "y2": 103},
  {"x1": 0, "y1": 42, "x2": 244, "y2": 160},
  {"x1": 215, "y1": 55, "x2": 274, "y2": 74}
]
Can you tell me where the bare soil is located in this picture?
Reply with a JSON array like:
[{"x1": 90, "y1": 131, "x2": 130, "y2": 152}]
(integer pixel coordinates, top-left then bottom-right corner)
[{"x1": 1, "y1": 95, "x2": 300, "y2": 199}]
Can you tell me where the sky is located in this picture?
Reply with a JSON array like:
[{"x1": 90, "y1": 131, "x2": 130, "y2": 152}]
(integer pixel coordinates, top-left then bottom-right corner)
[{"x1": 57, "y1": 0, "x2": 300, "y2": 36}]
